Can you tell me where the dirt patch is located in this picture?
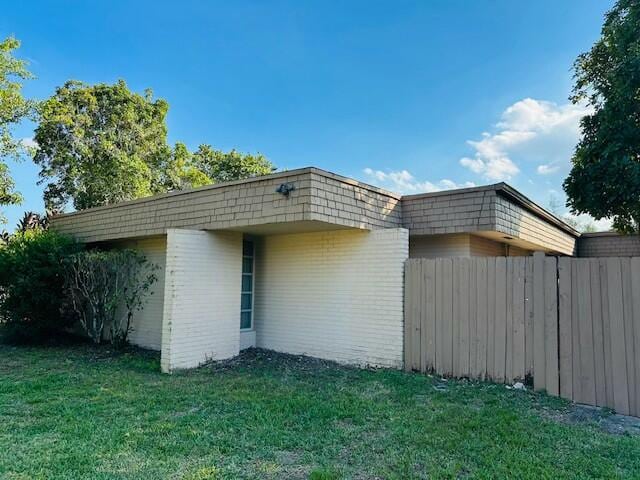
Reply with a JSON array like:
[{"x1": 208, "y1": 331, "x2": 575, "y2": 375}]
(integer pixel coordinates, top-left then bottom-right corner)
[
  {"x1": 544, "y1": 403, "x2": 640, "y2": 435},
  {"x1": 207, "y1": 348, "x2": 353, "y2": 374}
]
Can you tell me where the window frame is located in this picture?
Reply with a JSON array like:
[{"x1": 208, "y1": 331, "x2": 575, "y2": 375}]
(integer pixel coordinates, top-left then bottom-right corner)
[{"x1": 240, "y1": 239, "x2": 255, "y2": 331}]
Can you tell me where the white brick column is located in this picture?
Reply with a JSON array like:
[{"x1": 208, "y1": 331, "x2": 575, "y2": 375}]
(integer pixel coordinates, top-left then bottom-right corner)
[{"x1": 161, "y1": 229, "x2": 242, "y2": 372}]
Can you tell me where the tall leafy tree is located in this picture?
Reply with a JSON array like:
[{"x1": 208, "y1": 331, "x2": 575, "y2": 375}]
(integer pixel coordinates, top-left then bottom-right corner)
[
  {"x1": 159, "y1": 142, "x2": 212, "y2": 192},
  {"x1": 193, "y1": 144, "x2": 275, "y2": 183},
  {"x1": 33, "y1": 80, "x2": 171, "y2": 210},
  {"x1": 563, "y1": 0, "x2": 640, "y2": 233},
  {"x1": 0, "y1": 36, "x2": 35, "y2": 221}
]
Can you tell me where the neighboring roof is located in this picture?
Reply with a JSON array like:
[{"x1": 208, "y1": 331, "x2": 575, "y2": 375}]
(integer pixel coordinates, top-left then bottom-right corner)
[
  {"x1": 580, "y1": 231, "x2": 619, "y2": 238},
  {"x1": 402, "y1": 182, "x2": 580, "y2": 237}
]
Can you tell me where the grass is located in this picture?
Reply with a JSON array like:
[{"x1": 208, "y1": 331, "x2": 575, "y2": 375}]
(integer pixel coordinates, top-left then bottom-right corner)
[{"x1": 0, "y1": 345, "x2": 639, "y2": 479}]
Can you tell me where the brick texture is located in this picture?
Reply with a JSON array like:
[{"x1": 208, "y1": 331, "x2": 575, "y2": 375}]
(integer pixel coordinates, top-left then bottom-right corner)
[
  {"x1": 254, "y1": 228, "x2": 408, "y2": 367},
  {"x1": 578, "y1": 233, "x2": 640, "y2": 257},
  {"x1": 160, "y1": 229, "x2": 242, "y2": 372},
  {"x1": 115, "y1": 237, "x2": 167, "y2": 350}
]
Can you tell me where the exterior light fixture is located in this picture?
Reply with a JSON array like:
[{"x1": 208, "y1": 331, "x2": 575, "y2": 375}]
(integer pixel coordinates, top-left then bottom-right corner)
[{"x1": 275, "y1": 183, "x2": 295, "y2": 197}]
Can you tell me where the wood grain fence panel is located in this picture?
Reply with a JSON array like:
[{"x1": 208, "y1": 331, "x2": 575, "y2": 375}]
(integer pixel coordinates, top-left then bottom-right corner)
[
  {"x1": 606, "y1": 258, "x2": 630, "y2": 415},
  {"x1": 631, "y1": 258, "x2": 640, "y2": 417},
  {"x1": 494, "y1": 257, "x2": 507, "y2": 383},
  {"x1": 459, "y1": 258, "x2": 471, "y2": 377},
  {"x1": 476, "y1": 258, "x2": 488, "y2": 380},
  {"x1": 544, "y1": 256, "x2": 559, "y2": 396},
  {"x1": 404, "y1": 261, "x2": 413, "y2": 371},
  {"x1": 533, "y1": 252, "x2": 546, "y2": 392},
  {"x1": 469, "y1": 259, "x2": 478, "y2": 378},
  {"x1": 487, "y1": 258, "x2": 497, "y2": 381},
  {"x1": 589, "y1": 258, "x2": 606, "y2": 407},
  {"x1": 422, "y1": 259, "x2": 436, "y2": 373},
  {"x1": 600, "y1": 259, "x2": 614, "y2": 409},
  {"x1": 571, "y1": 259, "x2": 581, "y2": 402},
  {"x1": 621, "y1": 258, "x2": 636, "y2": 416},
  {"x1": 558, "y1": 257, "x2": 573, "y2": 401},
  {"x1": 524, "y1": 258, "x2": 534, "y2": 377},
  {"x1": 512, "y1": 258, "x2": 526, "y2": 381},
  {"x1": 403, "y1": 255, "x2": 640, "y2": 417},
  {"x1": 505, "y1": 258, "x2": 514, "y2": 382},
  {"x1": 452, "y1": 259, "x2": 462, "y2": 378},
  {"x1": 577, "y1": 259, "x2": 596, "y2": 405}
]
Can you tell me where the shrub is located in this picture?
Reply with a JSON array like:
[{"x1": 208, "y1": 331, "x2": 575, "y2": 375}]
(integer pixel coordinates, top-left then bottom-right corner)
[
  {"x1": 0, "y1": 230, "x2": 82, "y2": 343},
  {"x1": 64, "y1": 249, "x2": 158, "y2": 347}
]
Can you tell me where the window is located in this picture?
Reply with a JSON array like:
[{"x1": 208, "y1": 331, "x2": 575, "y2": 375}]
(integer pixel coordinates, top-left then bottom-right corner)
[{"x1": 240, "y1": 239, "x2": 254, "y2": 329}]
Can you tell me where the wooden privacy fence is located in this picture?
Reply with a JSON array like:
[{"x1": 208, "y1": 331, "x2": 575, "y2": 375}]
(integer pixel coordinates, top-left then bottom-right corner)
[{"x1": 404, "y1": 253, "x2": 640, "y2": 416}]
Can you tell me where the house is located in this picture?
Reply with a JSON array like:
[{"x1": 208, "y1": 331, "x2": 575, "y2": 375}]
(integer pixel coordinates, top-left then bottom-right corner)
[{"x1": 51, "y1": 167, "x2": 581, "y2": 372}]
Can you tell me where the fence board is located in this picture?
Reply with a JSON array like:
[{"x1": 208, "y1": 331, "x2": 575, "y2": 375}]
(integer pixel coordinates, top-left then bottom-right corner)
[
  {"x1": 606, "y1": 258, "x2": 630, "y2": 415},
  {"x1": 525, "y1": 258, "x2": 534, "y2": 376},
  {"x1": 544, "y1": 256, "x2": 559, "y2": 396},
  {"x1": 533, "y1": 252, "x2": 546, "y2": 391},
  {"x1": 577, "y1": 259, "x2": 596, "y2": 405},
  {"x1": 476, "y1": 258, "x2": 488, "y2": 380},
  {"x1": 468, "y1": 259, "x2": 478, "y2": 378},
  {"x1": 589, "y1": 259, "x2": 606, "y2": 407},
  {"x1": 505, "y1": 258, "x2": 514, "y2": 382},
  {"x1": 422, "y1": 259, "x2": 436, "y2": 372},
  {"x1": 631, "y1": 258, "x2": 640, "y2": 417},
  {"x1": 494, "y1": 257, "x2": 507, "y2": 383},
  {"x1": 487, "y1": 258, "x2": 497, "y2": 381},
  {"x1": 621, "y1": 258, "x2": 636, "y2": 415},
  {"x1": 558, "y1": 257, "x2": 572, "y2": 401},
  {"x1": 512, "y1": 258, "x2": 525, "y2": 381},
  {"x1": 600, "y1": 259, "x2": 614, "y2": 409},
  {"x1": 459, "y1": 258, "x2": 471, "y2": 377},
  {"x1": 452, "y1": 260, "x2": 462, "y2": 377}
]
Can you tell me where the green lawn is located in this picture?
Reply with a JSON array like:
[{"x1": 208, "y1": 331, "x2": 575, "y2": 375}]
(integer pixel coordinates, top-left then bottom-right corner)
[{"x1": 0, "y1": 345, "x2": 639, "y2": 479}]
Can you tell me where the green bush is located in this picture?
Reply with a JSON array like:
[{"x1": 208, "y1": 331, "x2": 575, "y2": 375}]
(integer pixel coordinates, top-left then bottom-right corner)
[
  {"x1": 64, "y1": 249, "x2": 158, "y2": 348},
  {"x1": 0, "y1": 230, "x2": 82, "y2": 343}
]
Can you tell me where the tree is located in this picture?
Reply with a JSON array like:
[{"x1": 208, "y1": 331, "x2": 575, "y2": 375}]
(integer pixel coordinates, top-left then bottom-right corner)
[
  {"x1": 33, "y1": 80, "x2": 171, "y2": 210},
  {"x1": 193, "y1": 144, "x2": 275, "y2": 183},
  {"x1": 548, "y1": 194, "x2": 597, "y2": 233},
  {"x1": 563, "y1": 0, "x2": 640, "y2": 234},
  {"x1": 0, "y1": 36, "x2": 36, "y2": 221},
  {"x1": 159, "y1": 142, "x2": 212, "y2": 192}
]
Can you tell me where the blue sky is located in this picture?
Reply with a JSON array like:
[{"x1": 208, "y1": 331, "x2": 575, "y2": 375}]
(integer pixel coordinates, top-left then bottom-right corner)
[{"x1": 2, "y1": 0, "x2": 612, "y2": 228}]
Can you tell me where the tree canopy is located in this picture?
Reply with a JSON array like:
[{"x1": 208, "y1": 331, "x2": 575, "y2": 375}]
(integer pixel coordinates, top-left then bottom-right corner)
[
  {"x1": 193, "y1": 145, "x2": 275, "y2": 183},
  {"x1": 563, "y1": 0, "x2": 640, "y2": 233},
  {"x1": 0, "y1": 36, "x2": 35, "y2": 221},
  {"x1": 33, "y1": 80, "x2": 171, "y2": 210},
  {"x1": 33, "y1": 79, "x2": 276, "y2": 211}
]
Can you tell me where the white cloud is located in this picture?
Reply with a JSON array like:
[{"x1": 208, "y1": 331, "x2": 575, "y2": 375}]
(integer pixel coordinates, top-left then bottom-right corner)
[
  {"x1": 536, "y1": 163, "x2": 560, "y2": 175},
  {"x1": 363, "y1": 168, "x2": 475, "y2": 194},
  {"x1": 459, "y1": 98, "x2": 591, "y2": 181},
  {"x1": 20, "y1": 137, "x2": 37, "y2": 149}
]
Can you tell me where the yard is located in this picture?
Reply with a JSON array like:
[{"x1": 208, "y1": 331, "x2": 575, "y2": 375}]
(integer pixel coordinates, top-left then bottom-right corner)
[{"x1": 1, "y1": 345, "x2": 639, "y2": 480}]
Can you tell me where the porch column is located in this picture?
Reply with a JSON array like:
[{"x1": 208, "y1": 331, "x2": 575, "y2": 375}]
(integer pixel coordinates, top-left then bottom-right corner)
[{"x1": 160, "y1": 229, "x2": 242, "y2": 372}]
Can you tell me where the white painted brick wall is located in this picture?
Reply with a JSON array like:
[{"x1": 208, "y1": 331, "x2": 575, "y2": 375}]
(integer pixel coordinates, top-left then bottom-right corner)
[
  {"x1": 254, "y1": 228, "x2": 408, "y2": 368},
  {"x1": 161, "y1": 229, "x2": 242, "y2": 372},
  {"x1": 125, "y1": 237, "x2": 167, "y2": 350}
]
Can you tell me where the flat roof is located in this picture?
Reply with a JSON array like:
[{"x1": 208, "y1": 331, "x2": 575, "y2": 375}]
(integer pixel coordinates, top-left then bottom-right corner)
[
  {"x1": 403, "y1": 182, "x2": 580, "y2": 237},
  {"x1": 51, "y1": 166, "x2": 578, "y2": 236}
]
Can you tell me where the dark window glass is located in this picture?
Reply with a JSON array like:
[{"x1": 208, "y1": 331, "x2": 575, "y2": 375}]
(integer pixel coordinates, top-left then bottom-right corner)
[{"x1": 240, "y1": 311, "x2": 252, "y2": 329}]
